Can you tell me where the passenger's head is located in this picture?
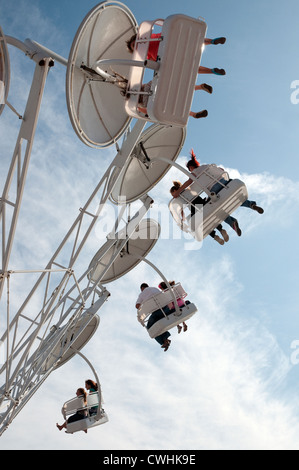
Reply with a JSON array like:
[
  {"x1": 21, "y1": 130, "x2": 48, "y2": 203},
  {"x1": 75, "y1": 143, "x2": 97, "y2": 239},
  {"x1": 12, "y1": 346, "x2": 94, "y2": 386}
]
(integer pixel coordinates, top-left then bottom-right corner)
[
  {"x1": 186, "y1": 148, "x2": 200, "y2": 172},
  {"x1": 170, "y1": 180, "x2": 182, "y2": 195},
  {"x1": 85, "y1": 379, "x2": 98, "y2": 391},
  {"x1": 170, "y1": 181, "x2": 181, "y2": 195},
  {"x1": 140, "y1": 283, "x2": 149, "y2": 291},
  {"x1": 158, "y1": 281, "x2": 167, "y2": 290},
  {"x1": 77, "y1": 388, "x2": 87, "y2": 403},
  {"x1": 126, "y1": 33, "x2": 137, "y2": 53}
]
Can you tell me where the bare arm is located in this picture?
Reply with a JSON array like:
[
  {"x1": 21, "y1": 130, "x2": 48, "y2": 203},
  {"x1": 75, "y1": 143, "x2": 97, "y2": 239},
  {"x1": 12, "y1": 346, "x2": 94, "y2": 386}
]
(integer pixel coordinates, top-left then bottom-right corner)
[{"x1": 172, "y1": 178, "x2": 193, "y2": 198}]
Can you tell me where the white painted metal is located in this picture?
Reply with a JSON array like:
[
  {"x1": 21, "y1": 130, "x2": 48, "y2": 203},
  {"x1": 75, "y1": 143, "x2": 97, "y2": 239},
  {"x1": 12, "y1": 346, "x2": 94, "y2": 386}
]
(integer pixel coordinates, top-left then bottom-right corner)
[
  {"x1": 34, "y1": 315, "x2": 100, "y2": 374},
  {"x1": 0, "y1": 17, "x2": 149, "y2": 432},
  {"x1": 0, "y1": 26, "x2": 10, "y2": 116},
  {"x1": 0, "y1": 3, "x2": 209, "y2": 437},
  {"x1": 0, "y1": 55, "x2": 54, "y2": 301},
  {"x1": 0, "y1": 117, "x2": 147, "y2": 435}
]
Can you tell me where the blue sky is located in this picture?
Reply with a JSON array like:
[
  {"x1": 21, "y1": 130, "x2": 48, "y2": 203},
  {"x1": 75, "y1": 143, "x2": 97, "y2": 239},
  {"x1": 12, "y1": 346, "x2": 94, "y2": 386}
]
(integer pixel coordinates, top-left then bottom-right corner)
[{"x1": 0, "y1": 0, "x2": 299, "y2": 450}]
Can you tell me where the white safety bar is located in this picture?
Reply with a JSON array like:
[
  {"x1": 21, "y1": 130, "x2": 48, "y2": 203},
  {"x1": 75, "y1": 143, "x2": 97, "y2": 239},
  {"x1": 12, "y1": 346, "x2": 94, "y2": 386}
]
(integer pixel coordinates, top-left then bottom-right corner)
[
  {"x1": 187, "y1": 166, "x2": 230, "y2": 201},
  {"x1": 62, "y1": 391, "x2": 99, "y2": 419},
  {"x1": 62, "y1": 391, "x2": 108, "y2": 433},
  {"x1": 137, "y1": 283, "x2": 187, "y2": 326},
  {"x1": 169, "y1": 172, "x2": 249, "y2": 241}
]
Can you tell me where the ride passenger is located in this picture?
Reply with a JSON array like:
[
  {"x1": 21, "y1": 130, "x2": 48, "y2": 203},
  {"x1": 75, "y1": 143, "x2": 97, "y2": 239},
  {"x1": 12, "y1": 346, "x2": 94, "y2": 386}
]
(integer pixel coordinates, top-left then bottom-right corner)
[
  {"x1": 158, "y1": 281, "x2": 188, "y2": 333},
  {"x1": 136, "y1": 283, "x2": 172, "y2": 351},
  {"x1": 85, "y1": 379, "x2": 99, "y2": 417},
  {"x1": 126, "y1": 32, "x2": 226, "y2": 73},
  {"x1": 56, "y1": 388, "x2": 88, "y2": 433}
]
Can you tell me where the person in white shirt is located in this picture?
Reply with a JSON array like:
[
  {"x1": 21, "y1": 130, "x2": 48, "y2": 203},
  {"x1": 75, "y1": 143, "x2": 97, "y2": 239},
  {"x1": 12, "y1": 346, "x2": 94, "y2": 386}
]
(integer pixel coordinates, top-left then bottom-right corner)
[
  {"x1": 135, "y1": 283, "x2": 161, "y2": 309},
  {"x1": 136, "y1": 283, "x2": 171, "y2": 351}
]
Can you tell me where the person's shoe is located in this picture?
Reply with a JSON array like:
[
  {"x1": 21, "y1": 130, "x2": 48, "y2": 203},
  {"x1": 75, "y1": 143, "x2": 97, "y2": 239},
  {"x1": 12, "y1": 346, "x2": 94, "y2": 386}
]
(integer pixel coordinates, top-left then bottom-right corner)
[
  {"x1": 162, "y1": 339, "x2": 171, "y2": 351},
  {"x1": 212, "y1": 68, "x2": 226, "y2": 75},
  {"x1": 220, "y1": 228, "x2": 229, "y2": 242},
  {"x1": 251, "y1": 204, "x2": 264, "y2": 214},
  {"x1": 201, "y1": 83, "x2": 213, "y2": 94},
  {"x1": 177, "y1": 325, "x2": 182, "y2": 334},
  {"x1": 212, "y1": 37, "x2": 226, "y2": 45},
  {"x1": 214, "y1": 235, "x2": 224, "y2": 245},
  {"x1": 194, "y1": 110, "x2": 208, "y2": 118},
  {"x1": 232, "y1": 221, "x2": 242, "y2": 236}
]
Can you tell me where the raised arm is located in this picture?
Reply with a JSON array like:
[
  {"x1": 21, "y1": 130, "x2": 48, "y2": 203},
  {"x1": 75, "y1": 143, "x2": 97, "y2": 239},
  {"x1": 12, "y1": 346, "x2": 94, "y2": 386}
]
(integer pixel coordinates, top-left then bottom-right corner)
[{"x1": 172, "y1": 178, "x2": 193, "y2": 198}]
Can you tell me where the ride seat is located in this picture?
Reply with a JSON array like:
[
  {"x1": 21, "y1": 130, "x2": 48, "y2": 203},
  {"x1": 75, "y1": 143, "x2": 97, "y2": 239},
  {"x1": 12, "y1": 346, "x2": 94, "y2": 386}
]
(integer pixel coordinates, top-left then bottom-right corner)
[
  {"x1": 125, "y1": 14, "x2": 207, "y2": 126},
  {"x1": 137, "y1": 283, "x2": 197, "y2": 338},
  {"x1": 198, "y1": 179, "x2": 248, "y2": 240},
  {"x1": 148, "y1": 302, "x2": 197, "y2": 338},
  {"x1": 62, "y1": 392, "x2": 108, "y2": 433},
  {"x1": 65, "y1": 411, "x2": 109, "y2": 434},
  {"x1": 169, "y1": 174, "x2": 248, "y2": 242}
]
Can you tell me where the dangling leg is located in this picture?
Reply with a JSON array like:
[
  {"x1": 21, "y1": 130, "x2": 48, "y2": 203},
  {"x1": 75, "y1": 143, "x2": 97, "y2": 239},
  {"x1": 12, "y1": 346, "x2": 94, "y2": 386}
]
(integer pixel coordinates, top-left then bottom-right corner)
[
  {"x1": 204, "y1": 37, "x2": 226, "y2": 45},
  {"x1": 154, "y1": 331, "x2": 171, "y2": 351},
  {"x1": 198, "y1": 66, "x2": 226, "y2": 75},
  {"x1": 241, "y1": 200, "x2": 264, "y2": 214},
  {"x1": 224, "y1": 216, "x2": 242, "y2": 236},
  {"x1": 56, "y1": 422, "x2": 67, "y2": 431},
  {"x1": 250, "y1": 204, "x2": 264, "y2": 213},
  {"x1": 209, "y1": 229, "x2": 224, "y2": 245},
  {"x1": 195, "y1": 83, "x2": 213, "y2": 94},
  {"x1": 216, "y1": 224, "x2": 229, "y2": 242},
  {"x1": 189, "y1": 110, "x2": 208, "y2": 119}
]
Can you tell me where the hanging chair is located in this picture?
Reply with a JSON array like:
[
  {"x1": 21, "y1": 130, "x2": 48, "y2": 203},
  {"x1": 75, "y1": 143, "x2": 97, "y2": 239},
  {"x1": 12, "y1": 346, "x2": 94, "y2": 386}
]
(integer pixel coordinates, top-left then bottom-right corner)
[
  {"x1": 125, "y1": 14, "x2": 207, "y2": 126},
  {"x1": 137, "y1": 282, "x2": 197, "y2": 338}
]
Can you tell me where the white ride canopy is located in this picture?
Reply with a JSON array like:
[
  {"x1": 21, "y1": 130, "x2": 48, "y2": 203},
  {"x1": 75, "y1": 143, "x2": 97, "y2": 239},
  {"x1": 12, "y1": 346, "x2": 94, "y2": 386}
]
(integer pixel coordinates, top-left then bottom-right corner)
[
  {"x1": 109, "y1": 123, "x2": 186, "y2": 204},
  {"x1": 66, "y1": 1, "x2": 138, "y2": 148}
]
